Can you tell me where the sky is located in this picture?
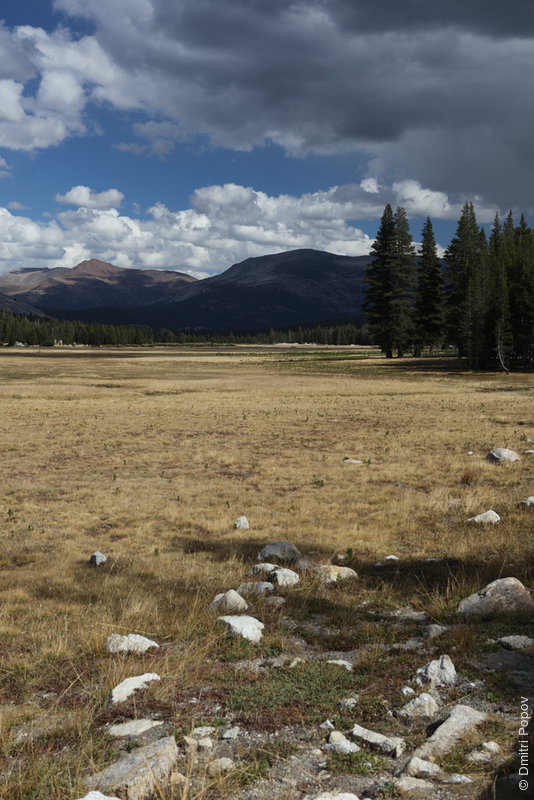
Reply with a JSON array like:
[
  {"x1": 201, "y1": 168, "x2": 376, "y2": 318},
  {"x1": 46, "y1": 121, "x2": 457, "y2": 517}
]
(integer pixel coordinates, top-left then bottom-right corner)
[{"x1": 0, "y1": 1, "x2": 533, "y2": 278}]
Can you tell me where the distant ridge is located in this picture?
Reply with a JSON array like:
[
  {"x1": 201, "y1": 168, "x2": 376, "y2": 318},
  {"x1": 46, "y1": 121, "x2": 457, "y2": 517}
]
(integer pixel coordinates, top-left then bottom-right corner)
[{"x1": 0, "y1": 250, "x2": 371, "y2": 331}]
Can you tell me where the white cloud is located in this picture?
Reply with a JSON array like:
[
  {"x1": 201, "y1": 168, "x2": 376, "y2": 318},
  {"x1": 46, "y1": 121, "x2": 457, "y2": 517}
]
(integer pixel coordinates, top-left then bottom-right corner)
[
  {"x1": 7, "y1": 201, "x2": 28, "y2": 210},
  {"x1": 0, "y1": 157, "x2": 12, "y2": 178},
  {"x1": 55, "y1": 185, "x2": 125, "y2": 209}
]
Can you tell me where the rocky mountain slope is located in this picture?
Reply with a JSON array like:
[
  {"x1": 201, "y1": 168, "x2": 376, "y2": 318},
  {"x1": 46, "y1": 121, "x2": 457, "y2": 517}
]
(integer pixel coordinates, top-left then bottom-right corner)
[{"x1": 0, "y1": 250, "x2": 370, "y2": 330}]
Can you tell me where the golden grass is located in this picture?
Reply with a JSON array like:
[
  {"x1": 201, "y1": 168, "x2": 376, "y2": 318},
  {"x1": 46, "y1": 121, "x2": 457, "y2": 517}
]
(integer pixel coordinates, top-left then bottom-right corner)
[{"x1": 0, "y1": 346, "x2": 533, "y2": 798}]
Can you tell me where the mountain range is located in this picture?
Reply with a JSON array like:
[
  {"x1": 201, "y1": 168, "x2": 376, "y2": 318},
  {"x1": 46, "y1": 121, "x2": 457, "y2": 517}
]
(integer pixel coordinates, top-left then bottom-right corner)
[{"x1": 0, "y1": 250, "x2": 371, "y2": 331}]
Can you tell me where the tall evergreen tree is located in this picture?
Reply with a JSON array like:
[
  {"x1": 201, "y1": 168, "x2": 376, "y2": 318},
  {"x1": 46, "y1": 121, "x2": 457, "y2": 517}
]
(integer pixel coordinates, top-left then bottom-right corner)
[
  {"x1": 364, "y1": 204, "x2": 416, "y2": 357},
  {"x1": 485, "y1": 213, "x2": 512, "y2": 370},
  {"x1": 415, "y1": 217, "x2": 444, "y2": 354}
]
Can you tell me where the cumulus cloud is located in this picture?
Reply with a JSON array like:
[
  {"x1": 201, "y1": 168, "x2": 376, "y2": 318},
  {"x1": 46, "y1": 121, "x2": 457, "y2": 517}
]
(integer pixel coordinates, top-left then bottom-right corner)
[
  {"x1": 7, "y1": 201, "x2": 28, "y2": 210},
  {"x1": 55, "y1": 185, "x2": 125, "y2": 209}
]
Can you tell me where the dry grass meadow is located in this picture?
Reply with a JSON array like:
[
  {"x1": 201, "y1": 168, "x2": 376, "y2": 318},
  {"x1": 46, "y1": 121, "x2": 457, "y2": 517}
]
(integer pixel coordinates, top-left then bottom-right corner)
[{"x1": 0, "y1": 345, "x2": 533, "y2": 799}]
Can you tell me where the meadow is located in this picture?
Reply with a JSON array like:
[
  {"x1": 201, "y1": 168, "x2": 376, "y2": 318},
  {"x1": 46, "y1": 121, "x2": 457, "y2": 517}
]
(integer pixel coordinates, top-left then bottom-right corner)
[{"x1": 0, "y1": 345, "x2": 532, "y2": 799}]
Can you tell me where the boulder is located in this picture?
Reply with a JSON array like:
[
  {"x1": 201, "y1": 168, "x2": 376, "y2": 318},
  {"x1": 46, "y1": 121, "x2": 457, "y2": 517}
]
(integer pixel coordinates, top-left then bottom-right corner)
[
  {"x1": 317, "y1": 565, "x2": 358, "y2": 583},
  {"x1": 413, "y1": 655, "x2": 456, "y2": 688},
  {"x1": 350, "y1": 723, "x2": 405, "y2": 757},
  {"x1": 457, "y1": 577, "x2": 534, "y2": 617},
  {"x1": 209, "y1": 589, "x2": 249, "y2": 613},
  {"x1": 236, "y1": 581, "x2": 274, "y2": 597},
  {"x1": 327, "y1": 730, "x2": 360, "y2": 754},
  {"x1": 108, "y1": 720, "x2": 163, "y2": 738},
  {"x1": 257, "y1": 541, "x2": 302, "y2": 564},
  {"x1": 111, "y1": 673, "x2": 161, "y2": 704},
  {"x1": 267, "y1": 568, "x2": 300, "y2": 588},
  {"x1": 106, "y1": 634, "x2": 159, "y2": 654},
  {"x1": 234, "y1": 515, "x2": 249, "y2": 530},
  {"x1": 89, "y1": 551, "x2": 107, "y2": 566},
  {"x1": 217, "y1": 615, "x2": 264, "y2": 642},
  {"x1": 405, "y1": 757, "x2": 443, "y2": 778},
  {"x1": 414, "y1": 704, "x2": 487, "y2": 760},
  {"x1": 499, "y1": 635, "x2": 534, "y2": 649},
  {"x1": 86, "y1": 736, "x2": 178, "y2": 800},
  {"x1": 397, "y1": 692, "x2": 439, "y2": 722},
  {"x1": 487, "y1": 447, "x2": 520, "y2": 463},
  {"x1": 466, "y1": 509, "x2": 500, "y2": 524}
]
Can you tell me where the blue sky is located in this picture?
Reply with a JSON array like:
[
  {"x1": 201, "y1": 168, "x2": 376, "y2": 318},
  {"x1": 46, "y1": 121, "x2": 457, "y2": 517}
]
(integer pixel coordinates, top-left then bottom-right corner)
[{"x1": 1, "y1": 1, "x2": 533, "y2": 276}]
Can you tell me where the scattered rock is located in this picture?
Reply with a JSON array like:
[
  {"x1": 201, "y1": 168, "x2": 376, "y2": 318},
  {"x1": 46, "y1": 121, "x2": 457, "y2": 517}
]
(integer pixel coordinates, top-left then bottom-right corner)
[
  {"x1": 524, "y1": 450, "x2": 534, "y2": 456},
  {"x1": 209, "y1": 589, "x2": 249, "y2": 613},
  {"x1": 192, "y1": 726, "x2": 216, "y2": 737},
  {"x1": 424, "y1": 624, "x2": 449, "y2": 640},
  {"x1": 106, "y1": 634, "x2": 159, "y2": 654},
  {"x1": 236, "y1": 581, "x2": 274, "y2": 597},
  {"x1": 405, "y1": 756, "x2": 443, "y2": 778},
  {"x1": 111, "y1": 673, "x2": 161, "y2": 704},
  {"x1": 339, "y1": 697, "x2": 359, "y2": 711},
  {"x1": 414, "y1": 704, "x2": 487, "y2": 760},
  {"x1": 401, "y1": 686, "x2": 415, "y2": 697},
  {"x1": 387, "y1": 607, "x2": 428, "y2": 623},
  {"x1": 440, "y1": 774, "x2": 473, "y2": 784},
  {"x1": 257, "y1": 541, "x2": 302, "y2": 564},
  {"x1": 317, "y1": 565, "x2": 358, "y2": 583},
  {"x1": 86, "y1": 736, "x2": 178, "y2": 800},
  {"x1": 234, "y1": 515, "x2": 249, "y2": 530},
  {"x1": 221, "y1": 726, "x2": 240, "y2": 740},
  {"x1": 397, "y1": 692, "x2": 439, "y2": 722},
  {"x1": 267, "y1": 567, "x2": 300, "y2": 588},
  {"x1": 384, "y1": 554, "x2": 399, "y2": 561},
  {"x1": 89, "y1": 551, "x2": 107, "y2": 566},
  {"x1": 466, "y1": 509, "x2": 500, "y2": 524},
  {"x1": 249, "y1": 562, "x2": 279, "y2": 576},
  {"x1": 217, "y1": 615, "x2": 265, "y2": 642},
  {"x1": 350, "y1": 723, "x2": 405, "y2": 757},
  {"x1": 327, "y1": 730, "x2": 360, "y2": 754},
  {"x1": 264, "y1": 595, "x2": 286, "y2": 609},
  {"x1": 395, "y1": 776, "x2": 434, "y2": 795},
  {"x1": 208, "y1": 757, "x2": 236, "y2": 777},
  {"x1": 197, "y1": 737, "x2": 213, "y2": 752},
  {"x1": 457, "y1": 577, "x2": 534, "y2": 617},
  {"x1": 108, "y1": 719, "x2": 163, "y2": 738},
  {"x1": 487, "y1": 447, "x2": 520, "y2": 463},
  {"x1": 499, "y1": 635, "x2": 534, "y2": 650},
  {"x1": 343, "y1": 458, "x2": 363, "y2": 465},
  {"x1": 413, "y1": 655, "x2": 457, "y2": 688},
  {"x1": 326, "y1": 659, "x2": 353, "y2": 671},
  {"x1": 519, "y1": 496, "x2": 534, "y2": 508},
  {"x1": 304, "y1": 793, "x2": 361, "y2": 800},
  {"x1": 77, "y1": 794, "x2": 121, "y2": 800}
]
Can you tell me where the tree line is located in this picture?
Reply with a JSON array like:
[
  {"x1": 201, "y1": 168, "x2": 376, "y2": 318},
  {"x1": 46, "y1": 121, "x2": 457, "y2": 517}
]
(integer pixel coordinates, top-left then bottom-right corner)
[{"x1": 364, "y1": 202, "x2": 534, "y2": 368}]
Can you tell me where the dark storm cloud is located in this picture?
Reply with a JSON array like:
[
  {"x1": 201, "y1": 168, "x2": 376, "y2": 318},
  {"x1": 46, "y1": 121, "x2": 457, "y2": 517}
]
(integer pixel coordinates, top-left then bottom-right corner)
[{"x1": 50, "y1": 1, "x2": 534, "y2": 208}]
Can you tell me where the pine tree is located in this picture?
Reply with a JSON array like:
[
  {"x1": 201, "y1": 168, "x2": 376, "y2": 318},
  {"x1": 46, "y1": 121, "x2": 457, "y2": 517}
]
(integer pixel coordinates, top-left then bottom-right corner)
[{"x1": 415, "y1": 217, "x2": 444, "y2": 354}]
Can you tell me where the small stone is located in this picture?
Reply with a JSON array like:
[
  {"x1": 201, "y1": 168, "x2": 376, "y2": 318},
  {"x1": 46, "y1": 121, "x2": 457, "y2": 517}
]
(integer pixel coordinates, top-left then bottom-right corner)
[
  {"x1": 192, "y1": 726, "x2": 216, "y2": 737},
  {"x1": 218, "y1": 615, "x2": 264, "y2": 642},
  {"x1": 405, "y1": 757, "x2": 442, "y2": 778},
  {"x1": 440, "y1": 774, "x2": 473, "y2": 784},
  {"x1": 414, "y1": 704, "x2": 487, "y2": 760},
  {"x1": 303, "y1": 793, "x2": 361, "y2": 800},
  {"x1": 388, "y1": 607, "x2": 428, "y2": 622},
  {"x1": 487, "y1": 447, "x2": 520, "y2": 463},
  {"x1": 257, "y1": 541, "x2": 302, "y2": 564},
  {"x1": 350, "y1": 723, "x2": 405, "y2": 757},
  {"x1": 86, "y1": 736, "x2": 178, "y2": 800},
  {"x1": 519, "y1": 496, "x2": 534, "y2": 508},
  {"x1": 319, "y1": 719, "x2": 335, "y2": 730},
  {"x1": 183, "y1": 735, "x2": 198, "y2": 753},
  {"x1": 424, "y1": 624, "x2": 448, "y2": 639},
  {"x1": 267, "y1": 568, "x2": 300, "y2": 588},
  {"x1": 236, "y1": 581, "x2": 274, "y2": 597},
  {"x1": 90, "y1": 551, "x2": 107, "y2": 566},
  {"x1": 384, "y1": 554, "x2": 399, "y2": 561},
  {"x1": 221, "y1": 726, "x2": 240, "y2": 740},
  {"x1": 77, "y1": 794, "x2": 121, "y2": 800},
  {"x1": 208, "y1": 757, "x2": 236, "y2": 776},
  {"x1": 339, "y1": 697, "x2": 359, "y2": 711},
  {"x1": 197, "y1": 738, "x2": 213, "y2": 751},
  {"x1": 234, "y1": 515, "x2": 249, "y2": 530},
  {"x1": 397, "y1": 692, "x2": 439, "y2": 722},
  {"x1": 326, "y1": 659, "x2": 353, "y2": 671},
  {"x1": 209, "y1": 589, "x2": 249, "y2": 613},
  {"x1": 482, "y1": 741, "x2": 501, "y2": 754},
  {"x1": 106, "y1": 634, "x2": 159, "y2": 654},
  {"x1": 401, "y1": 686, "x2": 415, "y2": 697},
  {"x1": 111, "y1": 673, "x2": 161, "y2": 704},
  {"x1": 457, "y1": 577, "x2": 534, "y2": 617},
  {"x1": 264, "y1": 595, "x2": 286, "y2": 609},
  {"x1": 343, "y1": 458, "x2": 364, "y2": 464},
  {"x1": 317, "y1": 565, "x2": 358, "y2": 583},
  {"x1": 108, "y1": 719, "x2": 163, "y2": 738},
  {"x1": 413, "y1": 654, "x2": 456, "y2": 688},
  {"x1": 499, "y1": 635, "x2": 534, "y2": 649},
  {"x1": 249, "y1": 562, "x2": 279, "y2": 576},
  {"x1": 395, "y1": 776, "x2": 434, "y2": 795},
  {"x1": 327, "y1": 731, "x2": 360, "y2": 754},
  {"x1": 524, "y1": 450, "x2": 534, "y2": 455},
  {"x1": 466, "y1": 509, "x2": 500, "y2": 524}
]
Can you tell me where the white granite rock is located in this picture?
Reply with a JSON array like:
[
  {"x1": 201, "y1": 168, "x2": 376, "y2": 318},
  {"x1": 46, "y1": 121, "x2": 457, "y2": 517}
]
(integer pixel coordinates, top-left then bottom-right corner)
[
  {"x1": 108, "y1": 719, "x2": 163, "y2": 737},
  {"x1": 248, "y1": 562, "x2": 279, "y2": 576},
  {"x1": 111, "y1": 673, "x2": 161, "y2": 704},
  {"x1": 397, "y1": 692, "x2": 439, "y2": 721},
  {"x1": 343, "y1": 458, "x2": 364, "y2": 464},
  {"x1": 413, "y1": 655, "x2": 456, "y2": 688},
  {"x1": 414, "y1": 704, "x2": 487, "y2": 760},
  {"x1": 221, "y1": 726, "x2": 240, "y2": 740},
  {"x1": 487, "y1": 447, "x2": 520, "y2": 463},
  {"x1": 405, "y1": 756, "x2": 443, "y2": 778},
  {"x1": 424, "y1": 624, "x2": 449, "y2": 639},
  {"x1": 519, "y1": 496, "x2": 534, "y2": 508},
  {"x1": 339, "y1": 697, "x2": 359, "y2": 711},
  {"x1": 304, "y1": 793, "x2": 361, "y2": 800},
  {"x1": 86, "y1": 736, "x2": 178, "y2": 800},
  {"x1": 317, "y1": 565, "x2": 358, "y2": 583},
  {"x1": 208, "y1": 757, "x2": 236, "y2": 776},
  {"x1": 192, "y1": 726, "x2": 216, "y2": 737},
  {"x1": 77, "y1": 794, "x2": 121, "y2": 800},
  {"x1": 350, "y1": 723, "x2": 405, "y2": 757},
  {"x1": 90, "y1": 551, "x2": 107, "y2": 566},
  {"x1": 257, "y1": 541, "x2": 302, "y2": 563},
  {"x1": 326, "y1": 659, "x2": 353, "y2": 671},
  {"x1": 395, "y1": 776, "x2": 434, "y2": 795},
  {"x1": 234, "y1": 515, "x2": 249, "y2": 530},
  {"x1": 327, "y1": 731, "x2": 360, "y2": 754},
  {"x1": 457, "y1": 577, "x2": 534, "y2": 617},
  {"x1": 499, "y1": 635, "x2": 534, "y2": 649},
  {"x1": 267, "y1": 567, "x2": 300, "y2": 587},
  {"x1": 217, "y1": 615, "x2": 264, "y2": 642},
  {"x1": 209, "y1": 589, "x2": 249, "y2": 613},
  {"x1": 106, "y1": 634, "x2": 159, "y2": 654},
  {"x1": 264, "y1": 595, "x2": 286, "y2": 609},
  {"x1": 236, "y1": 581, "x2": 274, "y2": 597},
  {"x1": 466, "y1": 509, "x2": 500, "y2": 524}
]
